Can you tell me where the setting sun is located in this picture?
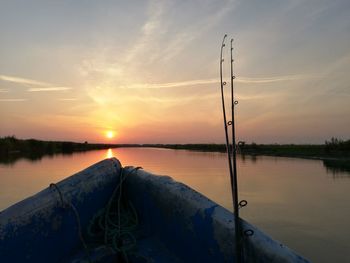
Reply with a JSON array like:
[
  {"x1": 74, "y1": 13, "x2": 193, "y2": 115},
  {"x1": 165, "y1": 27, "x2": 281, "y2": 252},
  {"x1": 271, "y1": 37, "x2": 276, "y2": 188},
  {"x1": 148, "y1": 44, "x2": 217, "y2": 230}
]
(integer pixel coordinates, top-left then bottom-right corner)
[{"x1": 106, "y1": 131, "x2": 115, "y2": 139}]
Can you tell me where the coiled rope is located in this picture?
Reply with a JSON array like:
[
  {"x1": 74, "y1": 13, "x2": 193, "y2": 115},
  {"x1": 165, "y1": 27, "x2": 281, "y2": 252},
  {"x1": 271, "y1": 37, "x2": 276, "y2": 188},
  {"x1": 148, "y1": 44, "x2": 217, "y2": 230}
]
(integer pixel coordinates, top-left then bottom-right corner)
[
  {"x1": 87, "y1": 166, "x2": 142, "y2": 262},
  {"x1": 50, "y1": 166, "x2": 142, "y2": 263}
]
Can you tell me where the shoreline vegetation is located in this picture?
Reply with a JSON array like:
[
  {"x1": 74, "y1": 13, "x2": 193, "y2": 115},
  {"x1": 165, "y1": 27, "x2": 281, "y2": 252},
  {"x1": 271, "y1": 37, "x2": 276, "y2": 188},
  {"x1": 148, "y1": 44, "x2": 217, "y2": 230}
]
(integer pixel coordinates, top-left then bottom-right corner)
[{"x1": 1, "y1": 136, "x2": 349, "y2": 172}]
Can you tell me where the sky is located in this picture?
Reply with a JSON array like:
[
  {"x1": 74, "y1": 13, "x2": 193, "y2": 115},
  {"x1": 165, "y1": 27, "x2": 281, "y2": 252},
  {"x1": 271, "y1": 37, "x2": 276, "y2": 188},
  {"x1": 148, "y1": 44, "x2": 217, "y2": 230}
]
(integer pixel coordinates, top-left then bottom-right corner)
[{"x1": 0, "y1": 0, "x2": 349, "y2": 144}]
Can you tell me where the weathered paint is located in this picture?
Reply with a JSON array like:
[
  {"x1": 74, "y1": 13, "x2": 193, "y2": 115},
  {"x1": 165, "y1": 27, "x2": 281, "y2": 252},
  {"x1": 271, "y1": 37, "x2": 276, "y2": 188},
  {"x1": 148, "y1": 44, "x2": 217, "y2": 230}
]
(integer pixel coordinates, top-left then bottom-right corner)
[
  {"x1": 0, "y1": 158, "x2": 121, "y2": 263},
  {"x1": 123, "y1": 166, "x2": 310, "y2": 263}
]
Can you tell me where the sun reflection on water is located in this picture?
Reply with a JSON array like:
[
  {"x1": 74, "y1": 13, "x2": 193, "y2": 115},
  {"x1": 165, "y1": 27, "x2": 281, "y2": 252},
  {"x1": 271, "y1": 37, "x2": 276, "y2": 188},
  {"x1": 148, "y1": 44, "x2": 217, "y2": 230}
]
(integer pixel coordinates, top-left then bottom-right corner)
[{"x1": 106, "y1": 148, "x2": 114, "y2": 158}]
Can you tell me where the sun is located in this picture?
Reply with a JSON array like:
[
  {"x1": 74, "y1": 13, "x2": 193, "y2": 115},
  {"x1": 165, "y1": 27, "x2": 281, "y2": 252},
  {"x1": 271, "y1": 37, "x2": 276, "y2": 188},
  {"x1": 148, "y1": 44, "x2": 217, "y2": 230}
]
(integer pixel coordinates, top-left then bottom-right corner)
[{"x1": 106, "y1": 130, "x2": 115, "y2": 139}]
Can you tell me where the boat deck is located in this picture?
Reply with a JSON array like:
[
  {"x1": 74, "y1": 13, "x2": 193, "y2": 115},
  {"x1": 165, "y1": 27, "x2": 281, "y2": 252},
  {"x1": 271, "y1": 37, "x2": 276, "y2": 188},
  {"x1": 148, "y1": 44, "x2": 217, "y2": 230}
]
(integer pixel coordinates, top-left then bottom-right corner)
[{"x1": 65, "y1": 236, "x2": 183, "y2": 263}]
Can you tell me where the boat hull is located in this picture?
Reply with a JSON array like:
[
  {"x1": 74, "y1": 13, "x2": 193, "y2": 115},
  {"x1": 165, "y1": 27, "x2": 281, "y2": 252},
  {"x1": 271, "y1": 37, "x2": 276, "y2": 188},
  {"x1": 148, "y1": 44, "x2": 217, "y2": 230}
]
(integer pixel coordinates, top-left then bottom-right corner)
[
  {"x1": 123, "y1": 166, "x2": 309, "y2": 263},
  {"x1": 0, "y1": 158, "x2": 309, "y2": 262},
  {"x1": 0, "y1": 158, "x2": 121, "y2": 262}
]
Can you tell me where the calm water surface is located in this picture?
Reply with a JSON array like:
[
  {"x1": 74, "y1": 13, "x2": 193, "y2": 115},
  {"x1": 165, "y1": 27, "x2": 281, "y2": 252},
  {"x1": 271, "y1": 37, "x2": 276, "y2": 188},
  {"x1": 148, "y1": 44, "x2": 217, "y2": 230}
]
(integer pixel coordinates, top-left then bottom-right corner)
[{"x1": 1, "y1": 148, "x2": 349, "y2": 262}]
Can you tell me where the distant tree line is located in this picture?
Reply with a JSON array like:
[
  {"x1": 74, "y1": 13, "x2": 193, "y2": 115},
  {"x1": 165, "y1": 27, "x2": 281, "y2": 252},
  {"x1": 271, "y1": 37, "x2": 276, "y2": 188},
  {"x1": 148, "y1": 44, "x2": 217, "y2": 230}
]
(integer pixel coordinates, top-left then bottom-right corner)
[
  {"x1": 324, "y1": 137, "x2": 350, "y2": 152},
  {"x1": 143, "y1": 144, "x2": 227, "y2": 152},
  {"x1": 142, "y1": 139, "x2": 350, "y2": 158},
  {"x1": 238, "y1": 138, "x2": 350, "y2": 158},
  {"x1": 0, "y1": 136, "x2": 116, "y2": 157},
  {"x1": 1, "y1": 136, "x2": 349, "y2": 164}
]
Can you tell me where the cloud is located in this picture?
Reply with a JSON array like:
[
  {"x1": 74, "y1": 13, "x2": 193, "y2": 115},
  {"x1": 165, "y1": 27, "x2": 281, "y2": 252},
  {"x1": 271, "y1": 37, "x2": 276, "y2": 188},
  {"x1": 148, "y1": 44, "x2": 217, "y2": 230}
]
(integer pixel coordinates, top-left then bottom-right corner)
[
  {"x1": 0, "y1": 74, "x2": 73, "y2": 92},
  {"x1": 57, "y1": 98, "x2": 78, "y2": 101},
  {"x1": 0, "y1": 89, "x2": 9, "y2": 92},
  {"x1": 120, "y1": 0, "x2": 236, "y2": 65},
  {"x1": 161, "y1": 0, "x2": 236, "y2": 61},
  {"x1": 119, "y1": 74, "x2": 318, "y2": 89},
  {"x1": 236, "y1": 74, "x2": 320, "y2": 84},
  {"x1": 0, "y1": 98, "x2": 27, "y2": 102},
  {"x1": 0, "y1": 75, "x2": 50, "y2": 86},
  {"x1": 124, "y1": 0, "x2": 165, "y2": 63},
  {"x1": 121, "y1": 78, "x2": 218, "y2": 89},
  {"x1": 28, "y1": 87, "x2": 72, "y2": 92}
]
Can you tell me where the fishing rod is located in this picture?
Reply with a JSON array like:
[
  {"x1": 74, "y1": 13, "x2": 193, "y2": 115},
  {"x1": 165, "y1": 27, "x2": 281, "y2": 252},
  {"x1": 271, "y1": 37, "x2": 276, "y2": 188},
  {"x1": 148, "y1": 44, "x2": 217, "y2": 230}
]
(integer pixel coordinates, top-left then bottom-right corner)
[{"x1": 220, "y1": 34, "x2": 242, "y2": 262}]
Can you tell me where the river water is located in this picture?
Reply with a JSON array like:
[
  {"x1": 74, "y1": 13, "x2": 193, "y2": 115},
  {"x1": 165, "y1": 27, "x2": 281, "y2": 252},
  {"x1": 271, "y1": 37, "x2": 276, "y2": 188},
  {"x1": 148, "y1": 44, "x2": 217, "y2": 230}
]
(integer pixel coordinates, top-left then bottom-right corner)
[{"x1": 0, "y1": 147, "x2": 349, "y2": 262}]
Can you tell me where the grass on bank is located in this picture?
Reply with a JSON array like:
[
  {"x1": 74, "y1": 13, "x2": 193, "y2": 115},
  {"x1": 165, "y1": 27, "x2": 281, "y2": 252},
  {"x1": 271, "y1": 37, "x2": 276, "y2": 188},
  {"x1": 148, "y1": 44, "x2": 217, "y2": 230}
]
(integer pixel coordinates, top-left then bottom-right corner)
[{"x1": 1, "y1": 136, "x2": 349, "y2": 160}]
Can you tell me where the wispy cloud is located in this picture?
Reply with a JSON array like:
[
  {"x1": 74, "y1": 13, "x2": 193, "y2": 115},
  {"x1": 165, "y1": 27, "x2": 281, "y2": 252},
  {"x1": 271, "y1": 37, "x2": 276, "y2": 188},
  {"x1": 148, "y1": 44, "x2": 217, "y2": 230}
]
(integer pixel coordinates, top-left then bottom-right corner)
[
  {"x1": 125, "y1": 0, "x2": 237, "y2": 64},
  {"x1": 0, "y1": 75, "x2": 50, "y2": 86},
  {"x1": 236, "y1": 74, "x2": 320, "y2": 84},
  {"x1": 0, "y1": 88, "x2": 9, "y2": 92},
  {"x1": 161, "y1": 0, "x2": 236, "y2": 61},
  {"x1": 57, "y1": 98, "x2": 78, "y2": 101},
  {"x1": 28, "y1": 87, "x2": 72, "y2": 92},
  {"x1": 121, "y1": 93, "x2": 217, "y2": 104},
  {"x1": 120, "y1": 74, "x2": 318, "y2": 89},
  {"x1": 122, "y1": 79, "x2": 218, "y2": 89},
  {"x1": 124, "y1": 0, "x2": 165, "y2": 63},
  {"x1": 0, "y1": 98, "x2": 27, "y2": 102},
  {"x1": 0, "y1": 74, "x2": 73, "y2": 92}
]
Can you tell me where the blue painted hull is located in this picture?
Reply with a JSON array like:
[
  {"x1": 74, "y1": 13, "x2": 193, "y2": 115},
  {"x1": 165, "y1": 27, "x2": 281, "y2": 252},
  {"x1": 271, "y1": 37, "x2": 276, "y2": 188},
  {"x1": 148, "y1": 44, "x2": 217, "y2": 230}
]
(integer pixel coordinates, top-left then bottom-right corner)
[{"x1": 0, "y1": 158, "x2": 310, "y2": 262}]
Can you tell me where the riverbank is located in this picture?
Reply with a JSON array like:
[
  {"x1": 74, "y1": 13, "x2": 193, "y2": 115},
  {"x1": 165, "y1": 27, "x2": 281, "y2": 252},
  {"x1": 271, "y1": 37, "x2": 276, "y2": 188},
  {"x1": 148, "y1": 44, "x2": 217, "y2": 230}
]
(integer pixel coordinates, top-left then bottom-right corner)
[
  {"x1": 145, "y1": 143, "x2": 350, "y2": 173},
  {"x1": 144, "y1": 142, "x2": 350, "y2": 160},
  {"x1": 0, "y1": 136, "x2": 119, "y2": 164},
  {"x1": 1, "y1": 136, "x2": 349, "y2": 169}
]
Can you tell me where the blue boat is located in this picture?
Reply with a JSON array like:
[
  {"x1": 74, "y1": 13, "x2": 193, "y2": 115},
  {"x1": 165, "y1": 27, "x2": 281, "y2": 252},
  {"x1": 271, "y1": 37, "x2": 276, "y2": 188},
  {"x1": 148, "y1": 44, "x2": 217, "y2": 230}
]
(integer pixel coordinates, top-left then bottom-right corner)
[{"x1": 0, "y1": 158, "x2": 309, "y2": 262}]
